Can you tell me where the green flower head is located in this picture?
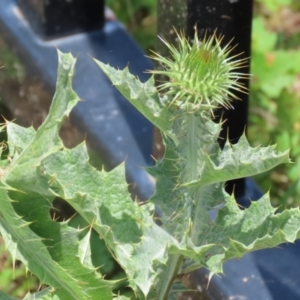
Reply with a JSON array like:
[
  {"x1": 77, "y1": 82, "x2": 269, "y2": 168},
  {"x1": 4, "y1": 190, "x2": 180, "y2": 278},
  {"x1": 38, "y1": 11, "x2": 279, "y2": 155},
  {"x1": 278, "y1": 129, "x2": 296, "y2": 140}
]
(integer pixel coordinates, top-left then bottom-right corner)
[{"x1": 149, "y1": 29, "x2": 249, "y2": 114}]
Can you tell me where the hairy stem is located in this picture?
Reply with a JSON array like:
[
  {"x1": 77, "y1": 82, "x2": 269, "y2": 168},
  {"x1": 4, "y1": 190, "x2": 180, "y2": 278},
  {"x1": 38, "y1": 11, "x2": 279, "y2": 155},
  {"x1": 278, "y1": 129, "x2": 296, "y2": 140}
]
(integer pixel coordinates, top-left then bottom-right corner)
[
  {"x1": 157, "y1": 254, "x2": 183, "y2": 300},
  {"x1": 158, "y1": 114, "x2": 206, "y2": 297},
  {"x1": 185, "y1": 114, "x2": 200, "y2": 181}
]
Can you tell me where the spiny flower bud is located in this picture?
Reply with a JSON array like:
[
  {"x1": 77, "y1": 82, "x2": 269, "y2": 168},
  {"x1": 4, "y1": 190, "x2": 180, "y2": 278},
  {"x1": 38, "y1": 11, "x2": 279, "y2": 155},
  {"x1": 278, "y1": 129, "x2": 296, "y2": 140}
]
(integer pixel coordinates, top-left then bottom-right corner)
[{"x1": 149, "y1": 29, "x2": 249, "y2": 114}]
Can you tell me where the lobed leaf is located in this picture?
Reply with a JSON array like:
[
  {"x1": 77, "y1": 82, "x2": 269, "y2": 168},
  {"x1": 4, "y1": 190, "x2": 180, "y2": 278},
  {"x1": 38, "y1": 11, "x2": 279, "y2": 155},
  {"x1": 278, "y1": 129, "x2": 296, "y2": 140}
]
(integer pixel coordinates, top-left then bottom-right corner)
[
  {"x1": 42, "y1": 143, "x2": 176, "y2": 297},
  {"x1": 94, "y1": 60, "x2": 173, "y2": 134},
  {"x1": 0, "y1": 184, "x2": 112, "y2": 300},
  {"x1": 0, "y1": 51, "x2": 113, "y2": 299},
  {"x1": 185, "y1": 133, "x2": 290, "y2": 188},
  {"x1": 9, "y1": 190, "x2": 113, "y2": 299},
  {"x1": 176, "y1": 190, "x2": 300, "y2": 276},
  {"x1": 4, "y1": 50, "x2": 79, "y2": 195}
]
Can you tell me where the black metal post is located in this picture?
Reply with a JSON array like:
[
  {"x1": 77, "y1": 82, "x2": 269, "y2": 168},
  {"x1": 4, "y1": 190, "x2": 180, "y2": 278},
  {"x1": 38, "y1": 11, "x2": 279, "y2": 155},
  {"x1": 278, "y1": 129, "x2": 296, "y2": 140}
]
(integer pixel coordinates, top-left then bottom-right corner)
[
  {"x1": 187, "y1": 0, "x2": 253, "y2": 205},
  {"x1": 157, "y1": 0, "x2": 187, "y2": 51},
  {"x1": 18, "y1": 0, "x2": 105, "y2": 38}
]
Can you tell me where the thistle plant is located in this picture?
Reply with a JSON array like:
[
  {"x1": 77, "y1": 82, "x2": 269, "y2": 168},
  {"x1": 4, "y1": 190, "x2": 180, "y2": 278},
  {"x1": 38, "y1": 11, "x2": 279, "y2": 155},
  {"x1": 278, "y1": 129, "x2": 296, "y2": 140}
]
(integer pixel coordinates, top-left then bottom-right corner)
[
  {"x1": 1, "y1": 31, "x2": 300, "y2": 300},
  {"x1": 95, "y1": 30, "x2": 300, "y2": 298}
]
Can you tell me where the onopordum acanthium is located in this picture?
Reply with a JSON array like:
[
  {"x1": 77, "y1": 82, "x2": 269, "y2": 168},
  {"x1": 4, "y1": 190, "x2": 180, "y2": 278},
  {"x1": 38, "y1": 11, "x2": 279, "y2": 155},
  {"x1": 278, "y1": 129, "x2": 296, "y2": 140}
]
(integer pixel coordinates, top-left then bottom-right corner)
[
  {"x1": 95, "y1": 30, "x2": 299, "y2": 299},
  {"x1": 0, "y1": 30, "x2": 299, "y2": 300}
]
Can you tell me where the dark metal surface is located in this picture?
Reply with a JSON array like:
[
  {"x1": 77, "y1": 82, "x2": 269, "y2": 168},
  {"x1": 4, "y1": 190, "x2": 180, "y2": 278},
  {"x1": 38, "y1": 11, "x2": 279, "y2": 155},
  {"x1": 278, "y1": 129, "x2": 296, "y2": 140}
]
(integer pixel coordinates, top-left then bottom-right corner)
[{"x1": 18, "y1": 0, "x2": 105, "y2": 38}]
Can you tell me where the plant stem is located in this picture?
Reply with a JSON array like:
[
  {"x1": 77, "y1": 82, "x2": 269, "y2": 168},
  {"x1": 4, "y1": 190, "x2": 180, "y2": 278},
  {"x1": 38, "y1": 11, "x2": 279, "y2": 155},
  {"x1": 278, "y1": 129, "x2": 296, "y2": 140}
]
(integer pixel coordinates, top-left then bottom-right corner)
[
  {"x1": 157, "y1": 254, "x2": 183, "y2": 300},
  {"x1": 157, "y1": 114, "x2": 204, "y2": 299},
  {"x1": 185, "y1": 114, "x2": 199, "y2": 181}
]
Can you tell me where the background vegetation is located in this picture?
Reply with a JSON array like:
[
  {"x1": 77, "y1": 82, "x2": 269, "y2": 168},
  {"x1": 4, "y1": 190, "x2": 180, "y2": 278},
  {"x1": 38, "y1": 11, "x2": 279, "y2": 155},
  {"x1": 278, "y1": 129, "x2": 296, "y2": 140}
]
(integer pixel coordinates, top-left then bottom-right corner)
[
  {"x1": 0, "y1": 0, "x2": 300, "y2": 297},
  {"x1": 250, "y1": 0, "x2": 300, "y2": 208}
]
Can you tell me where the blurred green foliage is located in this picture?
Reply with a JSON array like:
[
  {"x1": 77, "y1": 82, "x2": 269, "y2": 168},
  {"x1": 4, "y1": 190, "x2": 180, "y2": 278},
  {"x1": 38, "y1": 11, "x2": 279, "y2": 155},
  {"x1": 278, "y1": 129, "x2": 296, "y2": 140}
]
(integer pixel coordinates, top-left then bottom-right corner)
[
  {"x1": 106, "y1": 0, "x2": 157, "y2": 53},
  {"x1": 256, "y1": 0, "x2": 291, "y2": 12},
  {"x1": 0, "y1": 238, "x2": 39, "y2": 298},
  {"x1": 249, "y1": 0, "x2": 300, "y2": 207},
  {"x1": 0, "y1": 39, "x2": 24, "y2": 81}
]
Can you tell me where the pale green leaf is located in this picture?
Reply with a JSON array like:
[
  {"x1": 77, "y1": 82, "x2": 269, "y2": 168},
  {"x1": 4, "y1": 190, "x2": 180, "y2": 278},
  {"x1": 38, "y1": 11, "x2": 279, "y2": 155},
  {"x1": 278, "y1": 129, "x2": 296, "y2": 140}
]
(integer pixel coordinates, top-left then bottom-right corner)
[
  {"x1": 6, "y1": 123, "x2": 36, "y2": 157},
  {"x1": 113, "y1": 296, "x2": 131, "y2": 300},
  {"x1": 5, "y1": 50, "x2": 80, "y2": 195},
  {"x1": 23, "y1": 287, "x2": 53, "y2": 300},
  {"x1": 78, "y1": 228, "x2": 93, "y2": 268},
  {"x1": 94, "y1": 60, "x2": 173, "y2": 133},
  {"x1": 185, "y1": 134, "x2": 290, "y2": 188},
  {"x1": 1, "y1": 52, "x2": 113, "y2": 300},
  {"x1": 171, "y1": 190, "x2": 300, "y2": 276},
  {"x1": 42, "y1": 143, "x2": 176, "y2": 297},
  {"x1": 0, "y1": 185, "x2": 112, "y2": 300}
]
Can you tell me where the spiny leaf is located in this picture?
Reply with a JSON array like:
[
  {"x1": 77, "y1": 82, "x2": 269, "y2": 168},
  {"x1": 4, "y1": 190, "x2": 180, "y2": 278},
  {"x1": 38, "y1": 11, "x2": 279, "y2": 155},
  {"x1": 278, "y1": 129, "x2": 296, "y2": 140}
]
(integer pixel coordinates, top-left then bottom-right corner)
[
  {"x1": 0, "y1": 184, "x2": 112, "y2": 300},
  {"x1": 8, "y1": 184, "x2": 113, "y2": 300},
  {"x1": 4, "y1": 50, "x2": 79, "y2": 195},
  {"x1": 78, "y1": 228, "x2": 94, "y2": 268},
  {"x1": 68, "y1": 214, "x2": 115, "y2": 274},
  {"x1": 94, "y1": 60, "x2": 173, "y2": 133},
  {"x1": 146, "y1": 135, "x2": 187, "y2": 238},
  {"x1": 185, "y1": 133, "x2": 290, "y2": 188},
  {"x1": 1, "y1": 51, "x2": 113, "y2": 299},
  {"x1": 6, "y1": 123, "x2": 36, "y2": 157},
  {"x1": 42, "y1": 142, "x2": 176, "y2": 297},
  {"x1": 173, "y1": 190, "x2": 300, "y2": 276}
]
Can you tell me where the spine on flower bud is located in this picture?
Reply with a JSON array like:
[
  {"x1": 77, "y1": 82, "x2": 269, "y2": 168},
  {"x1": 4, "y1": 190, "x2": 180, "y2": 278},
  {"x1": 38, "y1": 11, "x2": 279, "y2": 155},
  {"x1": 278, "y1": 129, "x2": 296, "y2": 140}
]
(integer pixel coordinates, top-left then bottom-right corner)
[{"x1": 148, "y1": 29, "x2": 248, "y2": 115}]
